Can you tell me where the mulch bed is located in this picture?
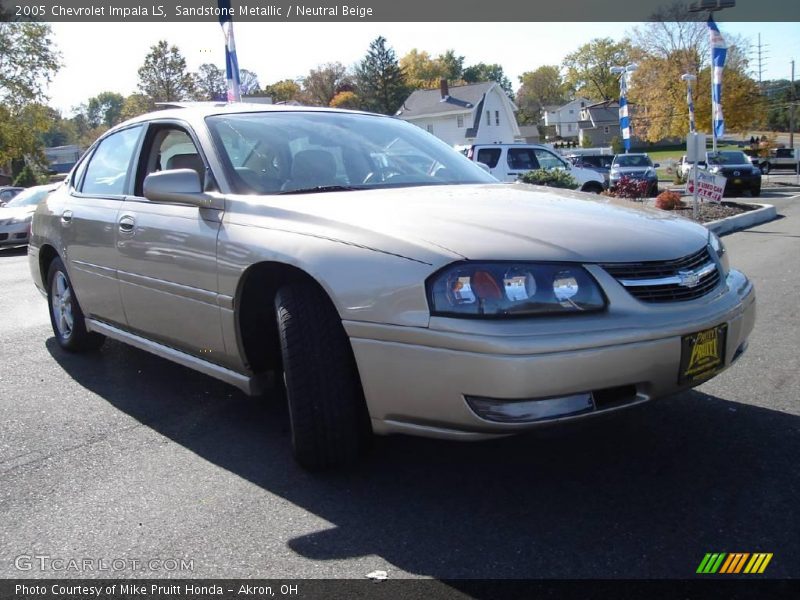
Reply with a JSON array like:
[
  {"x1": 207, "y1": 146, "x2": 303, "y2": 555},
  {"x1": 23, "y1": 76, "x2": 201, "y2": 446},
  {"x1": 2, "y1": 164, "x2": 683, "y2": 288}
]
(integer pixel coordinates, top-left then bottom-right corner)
[{"x1": 666, "y1": 201, "x2": 758, "y2": 223}]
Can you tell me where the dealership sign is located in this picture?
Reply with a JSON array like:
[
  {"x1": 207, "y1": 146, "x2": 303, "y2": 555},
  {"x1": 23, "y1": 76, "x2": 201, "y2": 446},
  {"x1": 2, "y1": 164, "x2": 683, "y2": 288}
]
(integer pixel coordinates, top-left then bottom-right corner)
[{"x1": 686, "y1": 170, "x2": 726, "y2": 203}]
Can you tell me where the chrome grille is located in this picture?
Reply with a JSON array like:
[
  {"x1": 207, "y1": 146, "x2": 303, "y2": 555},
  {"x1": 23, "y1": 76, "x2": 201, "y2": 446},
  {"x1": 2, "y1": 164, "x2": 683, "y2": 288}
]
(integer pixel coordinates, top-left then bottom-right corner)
[{"x1": 602, "y1": 246, "x2": 721, "y2": 303}]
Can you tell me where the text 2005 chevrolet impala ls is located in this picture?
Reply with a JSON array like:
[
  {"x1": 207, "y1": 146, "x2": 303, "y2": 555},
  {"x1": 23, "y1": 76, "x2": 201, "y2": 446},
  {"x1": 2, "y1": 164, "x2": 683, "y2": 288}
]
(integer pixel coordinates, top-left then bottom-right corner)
[{"x1": 29, "y1": 105, "x2": 755, "y2": 468}]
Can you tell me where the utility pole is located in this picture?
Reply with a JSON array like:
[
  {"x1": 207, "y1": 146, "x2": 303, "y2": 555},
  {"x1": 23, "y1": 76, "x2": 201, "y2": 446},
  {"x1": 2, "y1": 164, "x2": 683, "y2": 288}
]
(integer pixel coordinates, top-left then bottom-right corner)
[{"x1": 755, "y1": 33, "x2": 769, "y2": 88}]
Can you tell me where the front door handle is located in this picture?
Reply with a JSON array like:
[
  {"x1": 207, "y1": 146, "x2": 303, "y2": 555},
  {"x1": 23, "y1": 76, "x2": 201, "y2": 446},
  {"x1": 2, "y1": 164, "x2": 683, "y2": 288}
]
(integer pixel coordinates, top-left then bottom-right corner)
[
  {"x1": 118, "y1": 215, "x2": 136, "y2": 233},
  {"x1": 61, "y1": 210, "x2": 73, "y2": 224}
]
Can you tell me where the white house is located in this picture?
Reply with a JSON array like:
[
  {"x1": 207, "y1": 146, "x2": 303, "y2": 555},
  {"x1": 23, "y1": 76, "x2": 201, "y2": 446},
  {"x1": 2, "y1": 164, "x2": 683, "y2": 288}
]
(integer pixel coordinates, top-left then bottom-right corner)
[
  {"x1": 543, "y1": 97, "x2": 590, "y2": 140},
  {"x1": 395, "y1": 79, "x2": 521, "y2": 146}
]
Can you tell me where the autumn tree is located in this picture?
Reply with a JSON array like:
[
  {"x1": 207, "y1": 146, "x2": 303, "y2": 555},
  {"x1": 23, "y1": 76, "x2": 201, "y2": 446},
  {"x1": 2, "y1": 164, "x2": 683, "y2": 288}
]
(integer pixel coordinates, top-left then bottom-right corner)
[
  {"x1": 563, "y1": 38, "x2": 633, "y2": 102},
  {"x1": 137, "y1": 40, "x2": 195, "y2": 102},
  {"x1": 263, "y1": 79, "x2": 302, "y2": 103},
  {"x1": 120, "y1": 93, "x2": 156, "y2": 121},
  {"x1": 516, "y1": 65, "x2": 567, "y2": 125},
  {"x1": 330, "y1": 91, "x2": 360, "y2": 109},
  {"x1": 301, "y1": 62, "x2": 353, "y2": 106},
  {"x1": 356, "y1": 36, "x2": 409, "y2": 114}
]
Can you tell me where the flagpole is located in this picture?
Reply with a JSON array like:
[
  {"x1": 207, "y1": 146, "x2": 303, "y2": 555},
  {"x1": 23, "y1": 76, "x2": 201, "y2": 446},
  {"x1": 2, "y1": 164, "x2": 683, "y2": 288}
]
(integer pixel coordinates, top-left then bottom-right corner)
[
  {"x1": 711, "y1": 38, "x2": 717, "y2": 152},
  {"x1": 218, "y1": 0, "x2": 242, "y2": 103}
]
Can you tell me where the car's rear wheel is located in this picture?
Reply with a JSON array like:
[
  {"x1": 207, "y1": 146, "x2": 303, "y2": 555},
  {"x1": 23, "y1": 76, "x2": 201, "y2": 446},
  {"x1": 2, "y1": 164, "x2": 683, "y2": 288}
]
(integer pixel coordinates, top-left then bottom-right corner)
[
  {"x1": 274, "y1": 281, "x2": 370, "y2": 470},
  {"x1": 47, "y1": 257, "x2": 105, "y2": 352}
]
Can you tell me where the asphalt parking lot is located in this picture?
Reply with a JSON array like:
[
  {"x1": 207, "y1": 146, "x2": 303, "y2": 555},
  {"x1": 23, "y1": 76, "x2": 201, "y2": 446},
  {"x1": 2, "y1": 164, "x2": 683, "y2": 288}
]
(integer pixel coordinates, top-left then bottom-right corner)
[{"x1": 1, "y1": 194, "x2": 798, "y2": 580}]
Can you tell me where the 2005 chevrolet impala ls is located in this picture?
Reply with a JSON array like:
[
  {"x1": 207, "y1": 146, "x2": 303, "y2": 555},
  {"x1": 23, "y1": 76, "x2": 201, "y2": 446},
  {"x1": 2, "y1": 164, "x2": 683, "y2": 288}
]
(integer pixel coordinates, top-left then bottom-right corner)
[{"x1": 30, "y1": 104, "x2": 755, "y2": 468}]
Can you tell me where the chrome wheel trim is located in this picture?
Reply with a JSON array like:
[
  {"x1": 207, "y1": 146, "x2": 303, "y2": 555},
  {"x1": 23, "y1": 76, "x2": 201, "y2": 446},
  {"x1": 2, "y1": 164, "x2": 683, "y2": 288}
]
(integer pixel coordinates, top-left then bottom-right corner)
[{"x1": 52, "y1": 271, "x2": 74, "y2": 339}]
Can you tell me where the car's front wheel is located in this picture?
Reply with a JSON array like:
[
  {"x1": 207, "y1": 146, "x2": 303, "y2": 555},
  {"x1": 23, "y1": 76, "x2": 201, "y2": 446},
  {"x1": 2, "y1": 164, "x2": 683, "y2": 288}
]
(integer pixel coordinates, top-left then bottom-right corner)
[
  {"x1": 580, "y1": 182, "x2": 604, "y2": 194},
  {"x1": 47, "y1": 257, "x2": 105, "y2": 352},
  {"x1": 274, "y1": 281, "x2": 370, "y2": 470}
]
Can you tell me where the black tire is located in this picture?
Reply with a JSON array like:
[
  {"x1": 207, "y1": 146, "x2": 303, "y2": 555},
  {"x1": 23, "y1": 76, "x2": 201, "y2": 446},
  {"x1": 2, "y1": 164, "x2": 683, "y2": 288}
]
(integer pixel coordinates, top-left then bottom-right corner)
[
  {"x1": 275, "y1": 281, "x2": 370, "y2": 470},
  {"x1": 751, "y1": 185, "x2": 761, "y2": 197},
  {"x1": 581, "y1": 182, "x2": 603, "y2": 194},
  {"x1": 47, "y1": 257, "x2": 105, "y2": 352}
]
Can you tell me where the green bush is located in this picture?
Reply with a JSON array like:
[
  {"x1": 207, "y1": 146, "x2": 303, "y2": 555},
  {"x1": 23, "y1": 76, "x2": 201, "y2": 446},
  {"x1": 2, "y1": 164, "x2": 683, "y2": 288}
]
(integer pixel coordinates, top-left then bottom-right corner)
[
  {"x1": 518, "y1": 169, "x2": 578, "y2": 189},
  {"x1": 12, "y1": 164, "x2": 46, "y2": 188}
]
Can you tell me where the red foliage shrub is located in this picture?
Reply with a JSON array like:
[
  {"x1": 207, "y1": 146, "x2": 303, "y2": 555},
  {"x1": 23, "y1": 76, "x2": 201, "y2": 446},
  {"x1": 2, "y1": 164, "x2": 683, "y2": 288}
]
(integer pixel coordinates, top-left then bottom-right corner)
[{"x1": 655, "y1": 190, "x2": 686, "y2": 211}]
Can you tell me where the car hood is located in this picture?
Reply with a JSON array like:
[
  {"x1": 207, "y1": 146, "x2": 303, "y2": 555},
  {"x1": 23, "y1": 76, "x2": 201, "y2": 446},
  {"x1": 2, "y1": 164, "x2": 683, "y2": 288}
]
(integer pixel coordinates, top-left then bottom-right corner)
[
  {"x1": 239, "y1": 183, "x2": 710, "y2": 265},
  {"x1": 0, "y1": 206, "x2": 34, "y2": 221},
  {"x1": 711, "y1": 163, "x2": 754, "y2": 169}
]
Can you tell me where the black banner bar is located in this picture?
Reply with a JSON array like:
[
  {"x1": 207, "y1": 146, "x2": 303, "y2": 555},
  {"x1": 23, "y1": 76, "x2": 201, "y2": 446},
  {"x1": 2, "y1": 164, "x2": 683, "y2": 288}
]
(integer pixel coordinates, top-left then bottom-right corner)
[
  {"x1": 2, "y1": 579, "x2": 799, "y2": 600},
  {"x1": 2, "y1": 0, "x2": 799, "y2": 22}
]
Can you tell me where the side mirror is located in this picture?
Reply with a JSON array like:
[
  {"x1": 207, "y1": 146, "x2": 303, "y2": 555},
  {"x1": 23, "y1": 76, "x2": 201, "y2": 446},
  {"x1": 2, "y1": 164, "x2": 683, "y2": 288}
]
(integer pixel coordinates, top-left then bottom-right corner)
[
  {"x1": 143, "y1": 169, "x2": 221, "y2": 209},
  {"x1": 653, "y1": 163, "x2": 660, "y2": 168}
]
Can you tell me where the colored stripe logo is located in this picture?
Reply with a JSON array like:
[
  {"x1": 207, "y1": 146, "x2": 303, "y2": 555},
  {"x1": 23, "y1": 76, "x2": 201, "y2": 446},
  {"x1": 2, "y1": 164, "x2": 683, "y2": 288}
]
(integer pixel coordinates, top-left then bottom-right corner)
[{"x1": 697, "y1": 553, "x2": 773, "y2": 574}]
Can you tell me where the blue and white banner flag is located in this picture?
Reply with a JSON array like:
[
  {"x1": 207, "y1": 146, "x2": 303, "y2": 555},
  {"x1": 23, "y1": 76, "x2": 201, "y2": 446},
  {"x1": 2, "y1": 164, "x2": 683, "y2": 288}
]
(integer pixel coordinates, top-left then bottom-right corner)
[
  {"x1": 218, "y1": 0, "x2": 241, "y2": 103},
  {"x1": 687, "y1": 82, "x2": 696, "y2": 133},
  {"x1": 708, "y1": 18, "x2": 727, "y2": 139},
  {"x1": 619, "y1": 73, "x2": 631, "y2": 152}
]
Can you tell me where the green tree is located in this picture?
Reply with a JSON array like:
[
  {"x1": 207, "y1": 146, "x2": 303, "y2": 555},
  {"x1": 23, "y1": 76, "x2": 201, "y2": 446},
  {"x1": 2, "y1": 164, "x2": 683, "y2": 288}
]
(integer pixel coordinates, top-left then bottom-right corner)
[
  {"x1": 462, "y1": 63, "x2": 513, "y2": 98},
  {"x1": 516, "y1": 65, "x2": 567, "y2": 125},
  {"x1": 194, "y1": 63, "x2": 226, "y2": 100},
  {"x1": 563, "y1": 38, "x2": 633, "y2": 102},
  {"x1": 0, "y1": 23, "x2": 61, "y2": 169},
  {"x1": 86, "y1": 92, "x2": 125, "y2": 128},
  {"x1": 12, "y1": 163, "x2": 47, "y2": 187},
  {"x1": 239, "y1": 69, "x2": 261, "y2": 95},
  {"x1": 438, "y1": 49, "x2": 464, "y2": 82},
  {"x1": 357, "y1": 36, "x2": 409, "y2": 114},
  {"x1": 137, "y1": 40, "x2": 195, "y2": 102}
]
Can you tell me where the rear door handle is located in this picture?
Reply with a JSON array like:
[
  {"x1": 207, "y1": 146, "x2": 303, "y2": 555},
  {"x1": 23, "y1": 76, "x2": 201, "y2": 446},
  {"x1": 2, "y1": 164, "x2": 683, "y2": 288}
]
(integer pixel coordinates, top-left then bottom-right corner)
[
  {"x1": 61, "y1": 210, "x2": 73, "y2": 224},
  {"x1": 118, "y1": 215, "x2": 136, "y2": 233}
]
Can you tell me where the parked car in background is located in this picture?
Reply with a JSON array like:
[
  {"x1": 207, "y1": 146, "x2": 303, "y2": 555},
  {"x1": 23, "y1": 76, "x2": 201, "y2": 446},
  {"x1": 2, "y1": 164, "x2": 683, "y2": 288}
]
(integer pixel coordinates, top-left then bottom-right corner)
[
  {"x1": 759, "y1": 148, "x2": 798, "y2": 174},
  {"x1": 706, "y1": 151, "x2": 762, "y2": 197},
  {"x1": 30, "y1": 104, "x2": 755, "y2": 469},
  {"x1": 610, "y1": 153, "x2": 660, "y2": 196},
  {"x1": 464, "y1": 143, "x2": 606, "y2": 193},
  {"x1": 565, "y1": 153, "x2": 614, "y2": 188},
  {"x1": 0, "y1": 184, "x2": 57, "y2": 248},
  {"x1": 677, "y1": 155, "x2": 707, "y2": 180},
  {"x1": 0, "y1": 186, "x2": 25, "y2": 207}
]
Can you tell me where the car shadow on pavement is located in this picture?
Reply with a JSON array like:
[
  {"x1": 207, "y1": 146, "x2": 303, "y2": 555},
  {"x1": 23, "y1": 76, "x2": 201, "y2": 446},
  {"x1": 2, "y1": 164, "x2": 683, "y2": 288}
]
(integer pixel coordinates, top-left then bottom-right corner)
[{"x1": 47, "y1": 337, "x2": 799, "y2": 579}]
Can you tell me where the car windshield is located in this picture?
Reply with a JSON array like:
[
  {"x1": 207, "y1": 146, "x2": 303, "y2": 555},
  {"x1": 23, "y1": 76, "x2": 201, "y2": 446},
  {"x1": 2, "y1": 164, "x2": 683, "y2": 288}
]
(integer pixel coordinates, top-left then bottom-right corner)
[
  {"x1": 707, "y1": 151, "x2": 750, "y2": 165},
  {"x1": 613, "y1": 155, "x2": 653, "y2": 168},
  {"x1": 206, "y1": 111, "x2": 497, "y2": 194},
  {"x1": 4, "y1": 187, "x2": 50, "y2": 207}
]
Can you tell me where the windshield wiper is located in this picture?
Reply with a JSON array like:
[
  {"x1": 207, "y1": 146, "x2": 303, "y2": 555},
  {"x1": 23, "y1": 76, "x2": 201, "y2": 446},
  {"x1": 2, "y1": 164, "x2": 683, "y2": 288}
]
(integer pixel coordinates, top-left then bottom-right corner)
[{"x1": 279, "y1": 185, "x2": 363, "y2": 195}]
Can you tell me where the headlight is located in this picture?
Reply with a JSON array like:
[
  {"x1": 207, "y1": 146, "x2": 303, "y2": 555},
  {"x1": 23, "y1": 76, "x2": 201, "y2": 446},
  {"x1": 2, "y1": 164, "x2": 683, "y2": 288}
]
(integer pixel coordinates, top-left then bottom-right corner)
[
  {"x1": 10, "y1": 216, "x2": 31, "y2": 225},
  {"x1": 708, "y1": 166, "x2": 721, "y2": 174},
  {"x1": 645, "y1": 168, "x2": 656, "y2": 177},
  {"x1": 708, "y1": 231, "x2": 729, "y2": 275},
  {"x1": 427, "y1": 262, "x2": 606, "y2": 318},
  {"x1": 752, "y1": 167, "x2": 761, "y2": 175}
]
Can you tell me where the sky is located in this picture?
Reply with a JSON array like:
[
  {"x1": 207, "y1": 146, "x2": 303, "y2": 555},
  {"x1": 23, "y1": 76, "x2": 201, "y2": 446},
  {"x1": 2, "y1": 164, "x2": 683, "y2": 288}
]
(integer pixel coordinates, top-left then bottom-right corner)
[{"x1": 47, "y1": 21, "x2": 799, "y2": 115}]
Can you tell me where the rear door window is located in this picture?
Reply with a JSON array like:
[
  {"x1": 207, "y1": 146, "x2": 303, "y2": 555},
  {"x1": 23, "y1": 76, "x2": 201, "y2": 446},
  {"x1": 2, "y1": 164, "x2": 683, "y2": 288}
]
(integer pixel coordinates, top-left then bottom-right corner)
[
  {"x1": 81, "y1": 126, "x2": 143, "y2": 196},
  {"x1": 507, "y1": 148, "x2": 539, "y2": 171}
]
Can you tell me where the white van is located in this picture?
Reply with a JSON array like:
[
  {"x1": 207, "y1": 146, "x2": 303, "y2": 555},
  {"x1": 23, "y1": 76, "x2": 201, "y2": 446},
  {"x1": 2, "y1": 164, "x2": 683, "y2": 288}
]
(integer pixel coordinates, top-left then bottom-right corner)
[{"x1": 462, "y1": 143, "x2": 606, "y2": 193}]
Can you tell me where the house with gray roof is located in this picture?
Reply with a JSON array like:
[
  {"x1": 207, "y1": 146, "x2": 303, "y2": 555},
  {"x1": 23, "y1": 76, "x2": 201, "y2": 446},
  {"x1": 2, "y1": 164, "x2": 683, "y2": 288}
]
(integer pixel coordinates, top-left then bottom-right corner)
[
  {"x1": 395, "y1": 79, "x2": 521, "y2": 147},
  {"x1": 577, "y1": 100, "x2": 624, "y2": 147}
]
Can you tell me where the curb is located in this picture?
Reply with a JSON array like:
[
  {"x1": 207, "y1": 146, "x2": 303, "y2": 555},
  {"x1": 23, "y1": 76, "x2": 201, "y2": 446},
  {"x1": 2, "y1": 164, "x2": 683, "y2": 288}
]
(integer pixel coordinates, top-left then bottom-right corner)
[{"x1": 703, "y1": 202, "x2": 778, "y2": 236}]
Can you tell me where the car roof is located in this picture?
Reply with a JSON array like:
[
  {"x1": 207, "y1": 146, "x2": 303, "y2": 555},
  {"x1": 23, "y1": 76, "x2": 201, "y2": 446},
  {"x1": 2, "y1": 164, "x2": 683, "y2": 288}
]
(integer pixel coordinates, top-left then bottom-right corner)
[{"x1": 119, "y1": 102, "x2": 387, "y2": 128}]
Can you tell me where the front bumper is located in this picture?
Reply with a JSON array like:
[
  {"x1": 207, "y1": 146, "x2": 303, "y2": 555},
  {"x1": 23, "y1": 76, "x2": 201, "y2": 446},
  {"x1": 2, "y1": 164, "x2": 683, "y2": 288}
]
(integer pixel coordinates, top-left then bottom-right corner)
[
  {"x1": 0, "y1": 223, "x2": 30, "y2": 247},
  {"x1": 346, "y1": 268, "x2": 755, "y2": 439}
]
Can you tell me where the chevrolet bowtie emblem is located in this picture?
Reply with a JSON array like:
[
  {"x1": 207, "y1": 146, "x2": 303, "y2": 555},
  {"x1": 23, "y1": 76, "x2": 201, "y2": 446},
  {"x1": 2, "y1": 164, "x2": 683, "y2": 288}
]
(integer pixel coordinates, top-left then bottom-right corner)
[{"x1": 678, "y1": 269, "x2": 701, "y2": 288}]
